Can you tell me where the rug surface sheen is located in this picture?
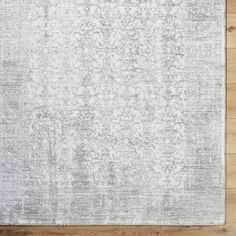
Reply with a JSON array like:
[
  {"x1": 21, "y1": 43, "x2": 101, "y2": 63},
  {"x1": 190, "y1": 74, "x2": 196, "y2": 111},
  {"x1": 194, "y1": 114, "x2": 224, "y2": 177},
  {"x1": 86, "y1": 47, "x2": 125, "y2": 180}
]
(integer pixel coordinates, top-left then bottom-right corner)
[{"x1": 0, "y1": 0, "x2": 225, "y2": 225}]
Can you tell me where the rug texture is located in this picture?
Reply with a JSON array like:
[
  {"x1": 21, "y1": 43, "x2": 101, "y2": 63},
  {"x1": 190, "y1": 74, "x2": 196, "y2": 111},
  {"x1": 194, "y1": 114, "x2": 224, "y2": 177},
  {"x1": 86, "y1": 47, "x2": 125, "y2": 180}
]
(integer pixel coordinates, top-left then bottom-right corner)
[{"x1": 0, "y1": 0, "x2": 225, "y2": 225}]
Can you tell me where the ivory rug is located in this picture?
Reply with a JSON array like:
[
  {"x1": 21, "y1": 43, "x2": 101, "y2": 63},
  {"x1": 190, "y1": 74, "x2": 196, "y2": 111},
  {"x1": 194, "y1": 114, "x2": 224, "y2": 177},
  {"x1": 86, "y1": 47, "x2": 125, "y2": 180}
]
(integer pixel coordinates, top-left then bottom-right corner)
[{"x1": 0, "y1": 0, "x2": 225, "y2": 225}]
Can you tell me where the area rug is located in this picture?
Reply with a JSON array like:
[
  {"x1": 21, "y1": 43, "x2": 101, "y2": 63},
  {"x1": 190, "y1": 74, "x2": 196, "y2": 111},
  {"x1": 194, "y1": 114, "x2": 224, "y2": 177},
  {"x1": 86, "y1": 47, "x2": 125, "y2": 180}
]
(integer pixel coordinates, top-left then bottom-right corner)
[{"x1": 0, "y1": 0, "x2": 225, "y2": 225}]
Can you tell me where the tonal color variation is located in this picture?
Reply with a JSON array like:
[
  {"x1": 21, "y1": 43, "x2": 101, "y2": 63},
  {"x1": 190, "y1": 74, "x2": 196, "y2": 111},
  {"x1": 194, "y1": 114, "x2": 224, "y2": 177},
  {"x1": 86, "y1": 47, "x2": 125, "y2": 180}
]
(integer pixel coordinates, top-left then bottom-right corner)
[{"x1": 0, "y1": 0, "x2": 225, "y2": 225}]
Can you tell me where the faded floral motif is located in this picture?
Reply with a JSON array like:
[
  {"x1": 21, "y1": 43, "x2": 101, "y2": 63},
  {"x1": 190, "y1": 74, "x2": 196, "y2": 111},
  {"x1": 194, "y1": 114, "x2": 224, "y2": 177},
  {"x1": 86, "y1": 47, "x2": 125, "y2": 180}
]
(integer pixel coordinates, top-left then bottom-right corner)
[{"x1": 0, "y1": 0, "x2": 225, "y2": 225}]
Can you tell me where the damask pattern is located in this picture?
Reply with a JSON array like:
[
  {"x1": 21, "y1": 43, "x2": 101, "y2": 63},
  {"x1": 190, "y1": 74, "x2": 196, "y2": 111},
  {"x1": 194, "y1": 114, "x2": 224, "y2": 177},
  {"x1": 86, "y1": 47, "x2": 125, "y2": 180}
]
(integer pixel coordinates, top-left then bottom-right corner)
[{"x1": 0, "y1": 0, "x2": 225, "y2": 224}]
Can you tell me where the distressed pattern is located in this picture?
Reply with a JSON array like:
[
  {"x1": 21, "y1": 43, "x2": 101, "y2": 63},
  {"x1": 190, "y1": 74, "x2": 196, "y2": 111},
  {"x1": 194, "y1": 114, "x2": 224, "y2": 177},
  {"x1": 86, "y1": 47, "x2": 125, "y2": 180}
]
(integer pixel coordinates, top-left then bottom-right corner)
[{"x1": 0, "y1": 0, "x2": 225, "y2": 225}]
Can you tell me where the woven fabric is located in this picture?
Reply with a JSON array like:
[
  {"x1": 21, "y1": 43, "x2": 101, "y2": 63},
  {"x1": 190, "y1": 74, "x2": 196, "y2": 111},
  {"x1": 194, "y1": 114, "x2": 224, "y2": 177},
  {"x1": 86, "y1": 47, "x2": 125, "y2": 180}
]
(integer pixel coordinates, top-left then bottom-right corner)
[{"x1": 0, "y1": 0, "x2": 225, "y2": 225}]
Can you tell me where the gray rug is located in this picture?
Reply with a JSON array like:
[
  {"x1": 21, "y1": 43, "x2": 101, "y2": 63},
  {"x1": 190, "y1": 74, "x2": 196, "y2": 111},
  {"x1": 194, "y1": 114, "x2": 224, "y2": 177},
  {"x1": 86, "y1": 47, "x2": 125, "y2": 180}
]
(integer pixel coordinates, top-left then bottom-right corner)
[{"x1": 0, "y1": 0, "x2": 225, "y2": 225}]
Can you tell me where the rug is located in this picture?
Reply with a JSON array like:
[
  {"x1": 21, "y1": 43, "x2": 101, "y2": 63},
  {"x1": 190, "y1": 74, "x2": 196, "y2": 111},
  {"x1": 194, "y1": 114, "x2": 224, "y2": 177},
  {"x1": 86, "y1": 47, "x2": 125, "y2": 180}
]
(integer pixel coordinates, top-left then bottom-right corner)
[{"x1": 0, "y1": 0, "x2": 225, "y2": 225}]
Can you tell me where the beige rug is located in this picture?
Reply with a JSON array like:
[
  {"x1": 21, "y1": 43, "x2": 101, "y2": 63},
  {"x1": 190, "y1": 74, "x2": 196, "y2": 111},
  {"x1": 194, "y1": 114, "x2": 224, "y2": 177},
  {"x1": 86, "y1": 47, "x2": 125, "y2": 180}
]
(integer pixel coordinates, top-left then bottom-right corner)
[{"x1": 0, "y1": 0, "x2": 225, "y2": 225}]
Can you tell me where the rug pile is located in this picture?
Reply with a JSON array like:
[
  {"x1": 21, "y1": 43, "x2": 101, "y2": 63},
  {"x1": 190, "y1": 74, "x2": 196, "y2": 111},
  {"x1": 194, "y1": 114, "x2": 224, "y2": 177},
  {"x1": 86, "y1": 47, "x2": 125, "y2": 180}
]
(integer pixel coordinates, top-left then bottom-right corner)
[{"x1": 0, "y1": 0, "x2": 225, "y2": 225}]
